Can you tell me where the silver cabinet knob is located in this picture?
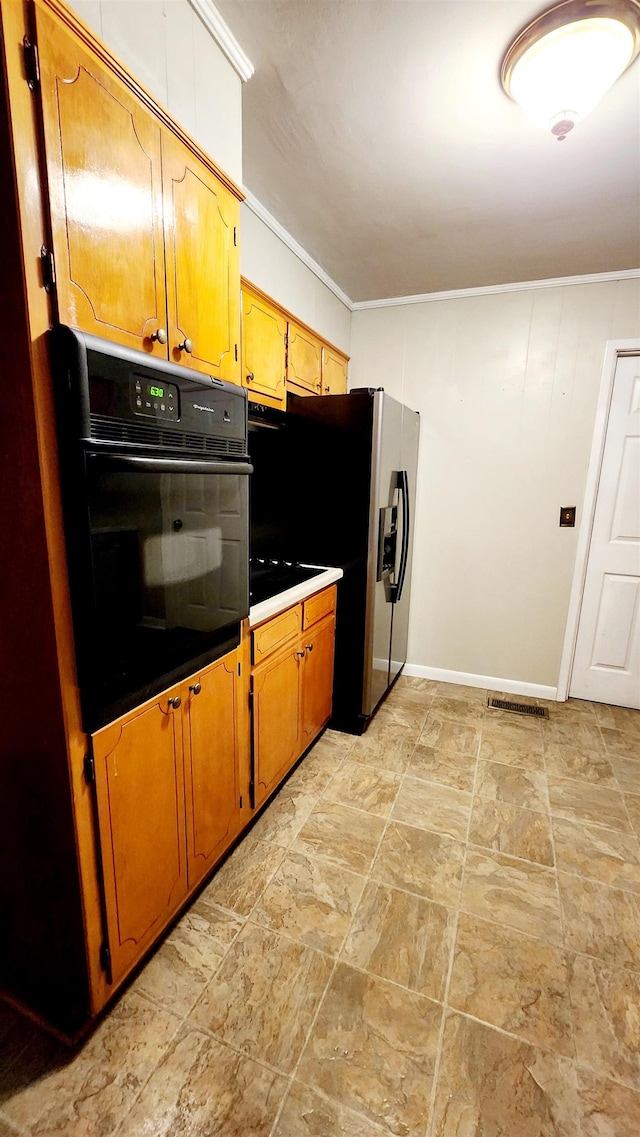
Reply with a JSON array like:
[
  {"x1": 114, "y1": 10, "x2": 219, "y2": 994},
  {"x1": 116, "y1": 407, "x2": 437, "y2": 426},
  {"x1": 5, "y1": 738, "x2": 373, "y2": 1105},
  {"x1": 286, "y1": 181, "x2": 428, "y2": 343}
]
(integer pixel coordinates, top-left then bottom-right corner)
[
  {"x1": 150, "y1": 327, "x2": 167, "y2": 344},
  {"x1": 246, "y1": 372, "x2": 254, "y2": 382},
  {"x1": 178, "y1": 338, "x2": 193, "y2": 354},
  {"x1": 305, "y1": 643, "x2": 314, "y2": 652},
  {"x1": 296, "y1": 649, "x2": 306, "y2": 658},
  {"x1": 189, "y1": 683, "x2": 202, "y2": 696},
  {"x1": 168, "y1": 695, "x2": 181, "y2": 709}
]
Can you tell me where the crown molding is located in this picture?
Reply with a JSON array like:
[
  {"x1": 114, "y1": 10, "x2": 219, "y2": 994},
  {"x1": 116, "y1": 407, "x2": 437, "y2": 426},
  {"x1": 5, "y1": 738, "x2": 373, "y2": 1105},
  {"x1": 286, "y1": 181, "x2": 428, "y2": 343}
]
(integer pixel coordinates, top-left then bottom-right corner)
[
  {"x1": 242, "y1": 191, "x2": 354, "y2": 309},
  {"x1": 188, "y1": 0, "x2": 254, "y2": 82},
  {"x1": 351, "y1": 268, "x2": 640, "y2": 310},
  {"x1": 241, "y1": 191, "x2": 640, "y2": 310}
]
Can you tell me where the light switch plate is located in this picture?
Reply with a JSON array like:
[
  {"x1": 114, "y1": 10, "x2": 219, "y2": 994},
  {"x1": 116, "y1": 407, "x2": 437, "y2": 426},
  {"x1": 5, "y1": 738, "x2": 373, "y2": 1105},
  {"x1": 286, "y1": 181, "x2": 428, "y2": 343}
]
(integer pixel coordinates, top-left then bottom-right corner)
[{"x1": 560, "y1": 506, "x2": 576, "y2": 527}]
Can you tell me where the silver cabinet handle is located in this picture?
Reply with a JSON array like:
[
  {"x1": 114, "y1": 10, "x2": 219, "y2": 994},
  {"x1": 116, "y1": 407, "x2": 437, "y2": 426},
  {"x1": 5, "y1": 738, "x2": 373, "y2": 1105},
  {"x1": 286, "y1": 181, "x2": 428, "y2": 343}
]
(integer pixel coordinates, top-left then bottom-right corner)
[
  {"x1": 168, "y1": 695, "x2": 182, "y2": 709},
  {"x1": 296, "y1": 649, "x2": 306, "y2": 658},
  {"x1": 189, "y1": 683, "x2": 202, "y2": 696},
  {"x1": 246, "y1": 372, "x2": 254, "y2": 382},
  {"x1": 305, "y1": 644, "x2": 313, "y2": 652},
  {"x1": 150, "y1": 327, "x2": 167, "y2": 344},
  {"x1": 178, "y1": 338, "x2": 193, "y2": 354}
]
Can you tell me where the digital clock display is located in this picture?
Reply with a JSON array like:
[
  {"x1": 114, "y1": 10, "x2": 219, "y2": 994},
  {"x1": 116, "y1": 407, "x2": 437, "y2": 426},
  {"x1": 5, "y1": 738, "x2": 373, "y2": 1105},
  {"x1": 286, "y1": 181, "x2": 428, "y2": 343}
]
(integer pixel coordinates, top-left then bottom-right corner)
[{"x1": 131, "y1": 374, "x2": 178, "y2": 419}]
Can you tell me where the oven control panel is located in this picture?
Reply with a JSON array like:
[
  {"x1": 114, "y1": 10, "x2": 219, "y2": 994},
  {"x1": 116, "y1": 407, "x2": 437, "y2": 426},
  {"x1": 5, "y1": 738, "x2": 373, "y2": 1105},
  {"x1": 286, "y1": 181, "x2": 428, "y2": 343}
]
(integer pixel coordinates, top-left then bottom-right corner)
[{"x1": 130, "y1": 375, "x2": 179, "y2": 419}]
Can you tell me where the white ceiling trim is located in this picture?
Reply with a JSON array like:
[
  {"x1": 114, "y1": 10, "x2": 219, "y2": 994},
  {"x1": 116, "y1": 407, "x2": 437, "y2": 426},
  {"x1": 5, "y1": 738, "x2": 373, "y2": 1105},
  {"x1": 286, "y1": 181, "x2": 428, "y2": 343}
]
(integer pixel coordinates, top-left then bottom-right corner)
[
  {"x1": 243, "y1": 191, "x2": 354, "y2": 310},
  {"x1": 352, "y1": 269, "x2": 640, "y2": 310},
  {"x1": 244, "y1": 192, "x2": 639, "y2": 312},
  {"x1": 188, "y1": 0, "x2": 254, "y2": 82}
]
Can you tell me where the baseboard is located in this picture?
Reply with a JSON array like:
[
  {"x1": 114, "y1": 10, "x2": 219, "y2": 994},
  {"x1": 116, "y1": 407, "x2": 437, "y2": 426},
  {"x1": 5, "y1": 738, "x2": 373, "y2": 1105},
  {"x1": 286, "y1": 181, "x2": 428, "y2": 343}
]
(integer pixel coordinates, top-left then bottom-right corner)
[{"x1": 403, "y1": 663, "x2": 559, "y2": 702}]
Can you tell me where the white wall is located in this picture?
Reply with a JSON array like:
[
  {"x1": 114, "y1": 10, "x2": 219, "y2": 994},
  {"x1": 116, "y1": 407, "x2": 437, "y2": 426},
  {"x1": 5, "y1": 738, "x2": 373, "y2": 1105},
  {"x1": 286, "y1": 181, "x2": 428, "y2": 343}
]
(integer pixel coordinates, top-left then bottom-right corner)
[
  {"x1": 350, "y1": 277, "x2": 640, "y2": 691},
  {"x1": 240, "y1": 205, "x2": 352, "y2": 353},
  {"x1": 69, "y1": 0, "x2": 243, "y2": 185}
]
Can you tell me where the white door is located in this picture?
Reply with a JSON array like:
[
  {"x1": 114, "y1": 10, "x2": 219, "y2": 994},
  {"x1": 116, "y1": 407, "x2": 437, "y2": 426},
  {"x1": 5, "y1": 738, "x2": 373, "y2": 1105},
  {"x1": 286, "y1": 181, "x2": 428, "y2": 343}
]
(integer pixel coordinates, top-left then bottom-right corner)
[{"x1": 570, "y1": 353, "x2": 640, "y2": 708}]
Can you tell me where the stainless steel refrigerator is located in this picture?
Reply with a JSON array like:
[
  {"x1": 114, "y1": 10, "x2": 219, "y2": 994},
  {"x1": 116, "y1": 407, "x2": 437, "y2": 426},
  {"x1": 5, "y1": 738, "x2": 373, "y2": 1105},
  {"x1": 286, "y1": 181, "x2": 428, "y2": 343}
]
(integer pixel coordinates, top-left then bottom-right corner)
[{"x1": 286, "y1": 388, "x2": 420, "y2": 734}]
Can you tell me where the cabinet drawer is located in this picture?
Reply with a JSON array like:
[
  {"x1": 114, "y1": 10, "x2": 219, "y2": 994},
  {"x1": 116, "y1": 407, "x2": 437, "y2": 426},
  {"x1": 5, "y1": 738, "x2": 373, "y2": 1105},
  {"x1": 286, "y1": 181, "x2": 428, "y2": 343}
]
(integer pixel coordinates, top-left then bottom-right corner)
[
  {"x1": 303, "y1": 586, "x2": 337, "y2": 630},
  {"x1": 252, "y1": 604, "x2": 302, "y2": 664}
]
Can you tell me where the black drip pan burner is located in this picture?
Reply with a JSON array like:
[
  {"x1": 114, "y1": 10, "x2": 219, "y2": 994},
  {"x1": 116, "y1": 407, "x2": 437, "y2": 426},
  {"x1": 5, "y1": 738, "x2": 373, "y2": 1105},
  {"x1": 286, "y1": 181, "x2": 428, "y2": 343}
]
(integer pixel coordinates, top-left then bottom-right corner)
[{"x1": 249, "y1": 558, "x2": 325, "y2": 606}]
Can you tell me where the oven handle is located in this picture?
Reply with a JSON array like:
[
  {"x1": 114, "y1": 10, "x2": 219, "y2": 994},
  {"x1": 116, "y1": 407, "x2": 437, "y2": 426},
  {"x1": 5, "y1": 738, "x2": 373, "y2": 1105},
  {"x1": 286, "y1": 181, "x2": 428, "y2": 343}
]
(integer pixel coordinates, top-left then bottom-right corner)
[{"x1": 86, "y1": 453, "x2": 253, "y2": 476}]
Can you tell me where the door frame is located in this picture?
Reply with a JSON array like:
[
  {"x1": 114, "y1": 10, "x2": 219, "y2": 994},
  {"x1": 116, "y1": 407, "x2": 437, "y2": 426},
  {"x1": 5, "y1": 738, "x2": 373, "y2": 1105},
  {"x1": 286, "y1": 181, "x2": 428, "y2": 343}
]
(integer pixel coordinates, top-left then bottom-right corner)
[{"x1": 557, "y1": 338, "x2": 640, "y2": 701}]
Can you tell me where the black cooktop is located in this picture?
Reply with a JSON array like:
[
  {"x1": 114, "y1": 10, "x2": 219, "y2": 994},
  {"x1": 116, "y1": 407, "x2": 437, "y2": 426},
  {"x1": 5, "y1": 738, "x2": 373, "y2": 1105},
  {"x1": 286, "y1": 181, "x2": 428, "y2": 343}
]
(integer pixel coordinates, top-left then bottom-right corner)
[{"x1": 249, "y1": 558, "x2": 325, "y2": 606}]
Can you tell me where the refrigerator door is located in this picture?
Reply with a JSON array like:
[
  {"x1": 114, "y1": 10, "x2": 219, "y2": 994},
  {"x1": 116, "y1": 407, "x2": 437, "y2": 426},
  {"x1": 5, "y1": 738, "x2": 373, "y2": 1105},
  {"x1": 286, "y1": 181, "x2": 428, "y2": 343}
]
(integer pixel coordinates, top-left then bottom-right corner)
[
  {"x1": 363, "y1": 392, "x2": 403, "y2": 716},
  {"x1": 389, "y1": 405, "x2": 420, "y2": 683}
]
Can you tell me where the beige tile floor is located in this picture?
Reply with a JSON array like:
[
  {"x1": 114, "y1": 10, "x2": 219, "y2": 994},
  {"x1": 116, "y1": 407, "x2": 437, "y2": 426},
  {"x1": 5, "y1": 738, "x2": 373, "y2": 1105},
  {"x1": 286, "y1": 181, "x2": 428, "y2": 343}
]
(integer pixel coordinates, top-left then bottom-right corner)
[{"x1": 1, "y1": 677, "x2": 640, "y2": 1136}]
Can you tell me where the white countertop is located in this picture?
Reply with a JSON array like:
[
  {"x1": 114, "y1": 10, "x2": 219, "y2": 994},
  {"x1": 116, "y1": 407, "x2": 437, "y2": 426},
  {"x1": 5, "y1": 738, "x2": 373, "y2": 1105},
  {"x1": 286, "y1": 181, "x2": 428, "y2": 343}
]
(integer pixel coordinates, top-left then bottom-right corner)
[{"x1": 248, "y1": 565, "x2": 343, "y2": 627}]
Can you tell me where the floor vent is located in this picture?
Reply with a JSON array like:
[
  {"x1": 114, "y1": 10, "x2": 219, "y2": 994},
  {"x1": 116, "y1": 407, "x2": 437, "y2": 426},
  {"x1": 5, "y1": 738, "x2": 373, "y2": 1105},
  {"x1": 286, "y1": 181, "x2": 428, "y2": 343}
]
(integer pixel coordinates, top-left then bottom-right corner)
[{"x1": 487, "y1": 698, "x2": 549, "y2": 718}]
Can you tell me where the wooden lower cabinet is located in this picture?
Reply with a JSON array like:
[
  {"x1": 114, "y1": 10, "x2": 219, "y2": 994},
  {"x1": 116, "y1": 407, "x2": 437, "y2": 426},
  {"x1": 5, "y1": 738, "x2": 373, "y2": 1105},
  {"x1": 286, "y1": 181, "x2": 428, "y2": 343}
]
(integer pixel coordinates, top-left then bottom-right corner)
[
  {"x1": 251, "y1": 586, "x2": 337, "y2": 809},
  {"x1": 300, "y1": 615, "x2": 336, "y2": 749},
  {"x1": 91, "y1": 692, "x2": 189, "y2": 990},
  {"x1": 90, "y1": 643, "x2": 248, "y2": 991},
  {"x1": 182, "y1": 651, "x2": 246, "y2": 890},
  {"x1": 63, "y1": 593, "x2": 333, "y2": 1011},
  {"x1": 252, "y1": 645, "x2": 303, "y2": 807}
]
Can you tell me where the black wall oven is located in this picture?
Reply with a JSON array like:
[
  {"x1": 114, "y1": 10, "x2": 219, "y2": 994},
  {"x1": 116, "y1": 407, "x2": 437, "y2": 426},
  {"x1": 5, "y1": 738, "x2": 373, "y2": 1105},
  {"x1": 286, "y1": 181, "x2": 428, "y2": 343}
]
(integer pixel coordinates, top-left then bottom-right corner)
[{"x1": 52, "y1": 327, "x2": 251, "y2": 731}]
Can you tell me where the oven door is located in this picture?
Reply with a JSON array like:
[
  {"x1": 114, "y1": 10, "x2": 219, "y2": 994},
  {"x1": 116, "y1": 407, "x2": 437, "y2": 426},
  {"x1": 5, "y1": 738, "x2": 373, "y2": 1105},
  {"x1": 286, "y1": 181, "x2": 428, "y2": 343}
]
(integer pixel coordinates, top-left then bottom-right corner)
[{"x1": 72, "y1": 451, "x2": 251, "y2": 730}]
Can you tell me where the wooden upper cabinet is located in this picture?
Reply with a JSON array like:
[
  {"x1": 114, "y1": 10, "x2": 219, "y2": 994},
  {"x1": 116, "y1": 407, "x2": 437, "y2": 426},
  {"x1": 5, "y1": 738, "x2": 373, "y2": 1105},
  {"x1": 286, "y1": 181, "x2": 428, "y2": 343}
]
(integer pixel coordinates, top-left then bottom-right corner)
[
  {"x1": 91, "y1": 690, "x2": 188, "y2": 989},
  {"x1": 181, "y1": 650, "x2": 244, "y2": 890},
  {"x1": 322, "y1": 346, "x2": 349, "y2": 394},
  {"x1": 287, "y1": 321, "x2": 323, "y2": 394},
  {"x1": 162, "y1": 131, "x2": 240, "y2": 383},
  {"x1": 35, "y1": 3, "x2": 168, "y2": 356},
  {"x1": 242, "y1": 286, "x2": 287, "y2": 404}
]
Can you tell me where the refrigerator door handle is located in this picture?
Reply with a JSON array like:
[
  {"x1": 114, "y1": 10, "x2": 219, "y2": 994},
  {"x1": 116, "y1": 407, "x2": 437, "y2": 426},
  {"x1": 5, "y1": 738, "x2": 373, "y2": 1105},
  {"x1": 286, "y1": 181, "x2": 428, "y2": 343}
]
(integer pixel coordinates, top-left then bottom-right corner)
[{"x1": 390, "y1": 469, "x2": 410, "y2": 603}]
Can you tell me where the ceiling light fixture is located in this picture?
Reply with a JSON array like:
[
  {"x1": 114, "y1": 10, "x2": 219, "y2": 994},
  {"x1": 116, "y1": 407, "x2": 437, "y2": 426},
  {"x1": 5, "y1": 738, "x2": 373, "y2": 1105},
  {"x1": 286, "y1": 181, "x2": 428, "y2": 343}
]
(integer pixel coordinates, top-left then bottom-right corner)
[{"x1": 501, "y1": 0, "x2": 640, "y2": 140}]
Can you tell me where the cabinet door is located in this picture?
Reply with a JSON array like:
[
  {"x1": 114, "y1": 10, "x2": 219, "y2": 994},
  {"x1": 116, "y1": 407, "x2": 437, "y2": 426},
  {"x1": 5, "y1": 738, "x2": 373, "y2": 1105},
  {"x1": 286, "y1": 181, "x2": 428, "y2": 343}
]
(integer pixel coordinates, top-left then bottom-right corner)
[
  {"x1": 321, "y1": 346, "x2": 349, "y2": 394},
  {"x1": 34, "y1": 4, "x2": 168, "y2": 355},
  {"x1": 301, "y1": 616, "x2": 336, "y2": 748},
  {"x1": 91, "y1": 691, "x2": 187, "y2": 988},
  {"x1": 182, "y1": 650, "x2": 244, "y2": 890},
  {"x1": 162, "y1": 131, "x2": 240, "y2": 383},
  {"x1": 287, "y1": 321, "x2": 322, "y2": 394},
  {"x1": 242, "y1": 288, "x2": 287, "y2": 404},
  {"x1": 252, "y1": 648, "x2": 302, "y2": 807}
]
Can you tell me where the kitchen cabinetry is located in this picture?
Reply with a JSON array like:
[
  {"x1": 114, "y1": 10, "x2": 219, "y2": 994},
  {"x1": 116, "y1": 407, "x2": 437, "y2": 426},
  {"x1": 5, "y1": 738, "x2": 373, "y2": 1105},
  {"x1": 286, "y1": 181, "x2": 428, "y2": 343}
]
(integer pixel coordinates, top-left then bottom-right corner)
[
  {"x1": 251, "y1": 586, "x2": 337, "y2": 807},
  {"x1": 287, "y1": 320, "x2": 323, "y2": 394},
  {"x1": 162, "y1": 131, "x2": 240, "y2": 382},
  {"x1": 34, "y1": 1, "x2": 241, "y2": 379},
  {"x1": 241, "y1": 278, "x2": 350, "y2": 407},
  {"x1": 90, "y1": 644, "x2": 248, "y2": 991},
  {"x1": 90, "y1": 692, "x2": 189, "y2": 990},
  {"x1": 321, "y1": 345, "x2": 349, "y2": 394},
  {"x1": 35, "y1": 2, "x2": 167, "y2": 356},
  {"x1": 299, "y1": 588, "x2": 338, "y2": 749},
  {"x1": 241, "y1": 283, "x2": 287, "y2": 406},
  {"x1": 0, "y1": 0, "x2": 338, "y2": 1036},
  {"x1": 182, "y1": 650, "x2": 247, "y2": 890},
  {"x1": 252, "y1": 646, "x2": 303, "y2": 806}
]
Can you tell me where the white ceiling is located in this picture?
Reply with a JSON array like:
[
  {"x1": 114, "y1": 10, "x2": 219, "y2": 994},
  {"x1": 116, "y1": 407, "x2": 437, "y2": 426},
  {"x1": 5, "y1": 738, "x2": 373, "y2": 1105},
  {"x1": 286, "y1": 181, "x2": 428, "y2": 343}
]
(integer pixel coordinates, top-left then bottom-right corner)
[{"x1": 216, "y1": 0, "x2": 640, "y2": 303}]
